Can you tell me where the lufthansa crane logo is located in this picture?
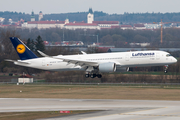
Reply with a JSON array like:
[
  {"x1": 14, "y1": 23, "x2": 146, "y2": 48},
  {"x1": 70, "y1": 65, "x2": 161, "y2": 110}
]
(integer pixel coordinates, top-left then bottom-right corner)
[{"x1": 16, "y1": 44, "x2": 26, "y2": 54}]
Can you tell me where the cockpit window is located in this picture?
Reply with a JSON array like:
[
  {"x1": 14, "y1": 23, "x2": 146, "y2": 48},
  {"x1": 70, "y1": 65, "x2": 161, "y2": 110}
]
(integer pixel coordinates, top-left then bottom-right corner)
[{"x1": 166, "y1": 54, "x2": 172, "y2": 57}]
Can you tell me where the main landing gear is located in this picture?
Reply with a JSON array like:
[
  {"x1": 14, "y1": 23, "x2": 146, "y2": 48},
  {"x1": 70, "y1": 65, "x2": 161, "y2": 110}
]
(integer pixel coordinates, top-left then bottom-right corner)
[
  {"x1": 164, "y1": 65, "x2": 168, "y2": 73},
  {"x1": 85, "y1": 73, "x2": 102, "y2": 78}
]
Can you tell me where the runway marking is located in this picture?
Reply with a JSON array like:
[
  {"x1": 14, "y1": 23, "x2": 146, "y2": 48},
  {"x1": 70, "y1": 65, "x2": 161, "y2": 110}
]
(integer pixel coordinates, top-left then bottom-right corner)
[
  {"x1": 78, "y1": 108, "x2": 167, "y2": 120},
  {"x1": 121, "y1": 107, "x2": 167, "y2": 114},
  {"x1": 130, "y1": 116, "x2": 153, "y2": 120},
  {"x1": 78, "y1": 114, "x2": 119, "y2": 120},
  {"x1": 118, "y1": 107, "x2": 169, "y2": 120},
  {"x1": 119, "y1": 107, "x2": 180, "y2": 119},
  {"x1": 164, "y1": 111, "x2": 180, "y2": 115},
  {"x1": 120, "y1": 114, "x2": 180, "y2": 117}
]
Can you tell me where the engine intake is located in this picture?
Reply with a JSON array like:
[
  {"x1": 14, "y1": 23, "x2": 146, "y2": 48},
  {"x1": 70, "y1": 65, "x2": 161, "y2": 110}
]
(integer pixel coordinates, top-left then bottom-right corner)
[{"x1": 99, "y1": 62, "x2": 116, "y2": 73}]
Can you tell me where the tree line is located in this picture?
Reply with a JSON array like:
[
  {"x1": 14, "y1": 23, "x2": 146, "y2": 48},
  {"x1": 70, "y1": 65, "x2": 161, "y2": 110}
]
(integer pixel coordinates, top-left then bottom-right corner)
[
  {"x1": 1, "y1": 11, "x2": 180, "y2": 23},
  {"x1": 2, "y1": 27, "x2": 180, "y2": 48}
]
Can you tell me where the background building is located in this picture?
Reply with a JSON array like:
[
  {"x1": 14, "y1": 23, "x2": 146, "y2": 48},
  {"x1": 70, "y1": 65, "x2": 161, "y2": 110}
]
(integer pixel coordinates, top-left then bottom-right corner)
[
  {"x1": 22, "y1": 8, "x2": 120, "y2": 30},
  {"x1": 31, "y1": 11, "x2": 35, "y2": 21},
  {"x1": 39, "y1": 11, "x2": 43, "y2": 21},
  {"x1": 87, "y1": 8, "x2": 94, "y2": 24}
]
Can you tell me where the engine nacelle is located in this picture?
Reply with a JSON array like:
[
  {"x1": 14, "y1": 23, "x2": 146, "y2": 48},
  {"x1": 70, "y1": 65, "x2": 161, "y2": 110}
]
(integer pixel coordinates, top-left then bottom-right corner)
[
  {"x1": 116, "y1": 67, "x2": 129, "y2": 72},
  {"x1": 99, "y1": 62, "x2": 116, "y2": 73}
]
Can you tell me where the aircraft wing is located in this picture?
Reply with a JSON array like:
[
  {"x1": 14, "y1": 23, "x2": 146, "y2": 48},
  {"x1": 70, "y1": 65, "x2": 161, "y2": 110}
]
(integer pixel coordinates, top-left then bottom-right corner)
[
  {"x1": 53, "y1": 56, "x2": 98, "y2": 67},
  {"x1": 37, "y1": 50, "x2": 98, "y2": 67},
  {"x1": 54, "y1": 57, "x2": 121, "y2": 67},
  {"x1": 37, "y1": 50, "x2": 120, "y2": 67},
  {"x1": 5, "y1": 59, "x2": 30, "y2": 64}
]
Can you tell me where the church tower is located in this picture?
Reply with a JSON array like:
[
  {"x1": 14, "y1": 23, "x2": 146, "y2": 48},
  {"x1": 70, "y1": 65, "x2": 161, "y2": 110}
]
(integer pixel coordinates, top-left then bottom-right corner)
[
  {"x1": 31, "y1": 11, "x2": 35, "y2": 21},
  {"x1": 65, "y1": 15, "x2": 69, "y2": 24},
  {"x1": 87, "y1": 8, "x2": 94, "y2": 24},
  {"x1": 39, "y1": 11, "x2": 43, "y2": 21},
  {"x1": 65, "y1": 18, "x2": 69, "y2": 24}
]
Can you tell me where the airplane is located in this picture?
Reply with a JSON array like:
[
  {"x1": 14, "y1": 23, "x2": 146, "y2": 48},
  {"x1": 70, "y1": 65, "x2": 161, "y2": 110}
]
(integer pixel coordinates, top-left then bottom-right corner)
[{"x1": 5, "y1": 37, "x2": 177, "y2": 78}]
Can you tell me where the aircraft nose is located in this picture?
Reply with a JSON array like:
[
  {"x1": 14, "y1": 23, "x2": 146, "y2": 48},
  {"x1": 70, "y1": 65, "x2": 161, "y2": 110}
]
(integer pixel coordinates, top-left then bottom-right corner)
[{"x1": 173, "y1": 57, "x2": 177, "y2": 63}]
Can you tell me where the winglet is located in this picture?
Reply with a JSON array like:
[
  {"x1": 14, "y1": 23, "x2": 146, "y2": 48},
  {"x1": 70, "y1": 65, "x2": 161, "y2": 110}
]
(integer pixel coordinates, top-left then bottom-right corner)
[
  {"x1": 81, "y1": 51, "x2": 87, "y2": 55},
  {"x1": 37, "y1": 50, "x2": 50, "y2": 57}
]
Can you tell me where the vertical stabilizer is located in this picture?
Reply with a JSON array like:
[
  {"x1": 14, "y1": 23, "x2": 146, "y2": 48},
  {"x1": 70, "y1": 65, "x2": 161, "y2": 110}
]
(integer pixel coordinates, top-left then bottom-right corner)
[{"x1": 10, "y1": 37, "x2": 38, "y2": 60}]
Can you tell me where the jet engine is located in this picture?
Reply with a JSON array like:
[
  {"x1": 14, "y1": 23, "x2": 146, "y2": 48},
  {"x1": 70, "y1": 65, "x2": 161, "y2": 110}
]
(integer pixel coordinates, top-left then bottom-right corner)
[{"x1": 99, "y1": 62, "x2": 116, "y2": 73}]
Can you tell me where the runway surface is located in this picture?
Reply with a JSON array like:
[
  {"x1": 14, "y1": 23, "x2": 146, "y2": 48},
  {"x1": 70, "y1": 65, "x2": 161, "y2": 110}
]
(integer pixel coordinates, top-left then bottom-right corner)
[{"x1": 1, "y1": 98, "x2": 180, "y2": 120}]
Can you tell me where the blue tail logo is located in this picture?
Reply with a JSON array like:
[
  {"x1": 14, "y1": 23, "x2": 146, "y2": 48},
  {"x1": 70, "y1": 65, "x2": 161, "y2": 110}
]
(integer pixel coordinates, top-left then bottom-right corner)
[{"x1": 10, "y1": 37, "x2": 38, "y2": 60}]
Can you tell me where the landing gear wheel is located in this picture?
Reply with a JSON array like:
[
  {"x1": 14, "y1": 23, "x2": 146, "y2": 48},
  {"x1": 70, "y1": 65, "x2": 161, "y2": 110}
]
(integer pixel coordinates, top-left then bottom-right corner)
[
  {"x1": 97, "y1": 74, "x2": 102, "y2": 78},
  {"x1": 90, "y1": 74, "x2": 96, "y2": 78},
  {"x1": 164, "y1": 65, "x2": 168, "y2": 73},
  {"x1": 85, "y1": 74, "x2": 89, "y2": 78}
]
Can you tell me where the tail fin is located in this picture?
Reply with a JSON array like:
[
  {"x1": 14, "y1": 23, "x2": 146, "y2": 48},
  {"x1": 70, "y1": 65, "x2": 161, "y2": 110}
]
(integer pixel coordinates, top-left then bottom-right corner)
[{"x1": 10, "y1": 37, "x2": 38, "y2": 60}]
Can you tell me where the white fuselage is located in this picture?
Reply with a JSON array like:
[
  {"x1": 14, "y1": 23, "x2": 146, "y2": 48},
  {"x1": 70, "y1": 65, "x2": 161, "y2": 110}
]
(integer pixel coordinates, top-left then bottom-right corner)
[{"x1": 14, "y1": 51, "x2": 177, "y2": 72}]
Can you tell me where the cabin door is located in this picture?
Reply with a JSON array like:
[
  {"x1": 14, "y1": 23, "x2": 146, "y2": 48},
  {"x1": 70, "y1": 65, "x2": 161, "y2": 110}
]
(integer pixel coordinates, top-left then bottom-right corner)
[
  {"x1": 42, "y1": 60, "x2": 46, "y2": 66},
  {"x1": 125, "y1": 54, "x2": 129, "y2": 61},
  {"x1": 156, "y1": 53, "x2": 160, "y2": 60}
]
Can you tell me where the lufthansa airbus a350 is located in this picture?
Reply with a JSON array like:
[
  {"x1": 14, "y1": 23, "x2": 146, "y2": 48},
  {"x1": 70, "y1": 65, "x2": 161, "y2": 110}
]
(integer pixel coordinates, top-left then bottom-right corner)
[{"x1": 5, "y1": 37, "x2": 177, "y2": 78}]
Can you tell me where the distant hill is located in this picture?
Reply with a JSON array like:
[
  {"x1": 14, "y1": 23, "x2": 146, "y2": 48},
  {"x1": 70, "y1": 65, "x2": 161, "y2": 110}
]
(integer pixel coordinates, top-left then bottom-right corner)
[
  {"x1": 1, "y1": 11, "x2": 180, "y2": 23},
  {"x1": 0, "y1": 11, "x2": 30, "y2": 21}
]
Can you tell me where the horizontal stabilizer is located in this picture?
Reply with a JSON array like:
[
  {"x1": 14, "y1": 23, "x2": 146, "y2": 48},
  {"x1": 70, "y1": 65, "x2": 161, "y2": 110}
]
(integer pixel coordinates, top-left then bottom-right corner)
[{"x1": 5, "y1": 59, "x2": 30, "y2": 64}]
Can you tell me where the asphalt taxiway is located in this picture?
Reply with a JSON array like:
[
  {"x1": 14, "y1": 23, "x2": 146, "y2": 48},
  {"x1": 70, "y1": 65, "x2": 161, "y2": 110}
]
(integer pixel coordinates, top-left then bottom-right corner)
[{"x1": 1, "y1": 98, "x2": 180, "y2": 120}]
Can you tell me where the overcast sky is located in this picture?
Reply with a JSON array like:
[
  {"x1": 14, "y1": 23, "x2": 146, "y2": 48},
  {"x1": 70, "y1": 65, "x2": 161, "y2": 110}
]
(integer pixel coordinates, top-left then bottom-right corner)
[{"x1": 1, "y1": 0, "x2": 180, "y2": 14}]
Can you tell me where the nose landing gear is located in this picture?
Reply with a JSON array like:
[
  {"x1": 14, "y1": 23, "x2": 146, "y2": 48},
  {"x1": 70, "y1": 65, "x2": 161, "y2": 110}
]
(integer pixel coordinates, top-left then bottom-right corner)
[{"x1": 164, "y1": 65, "x2": 168, "y2": 73}]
